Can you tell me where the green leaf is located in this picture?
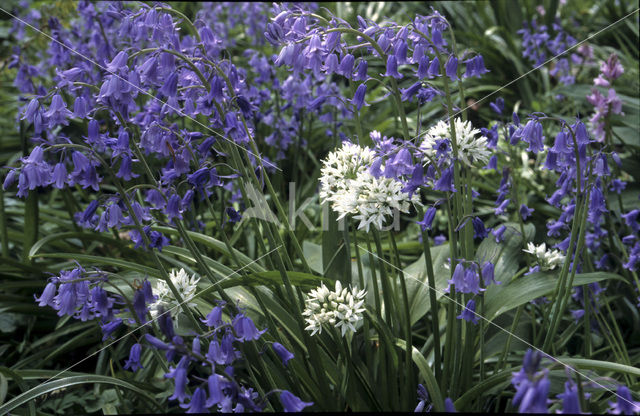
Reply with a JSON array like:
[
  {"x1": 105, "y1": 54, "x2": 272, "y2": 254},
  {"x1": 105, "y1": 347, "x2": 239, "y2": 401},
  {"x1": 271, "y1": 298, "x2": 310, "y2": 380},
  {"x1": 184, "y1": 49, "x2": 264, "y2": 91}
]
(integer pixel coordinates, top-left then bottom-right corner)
[
  {"x1": 475, "y1": 222, "x2": 535, "y2": 283},
  {"x1": 152, "y1": 226, "x2": 265, "y2": 273},
  {"x1": 484, "y1": 271, "x2": 624, "y2": 319},
  {"x1": 404, "y1": 243, "x2": 451, "y2": 325},
  {"x1": 0, "y1": 374, "x2": 163, "y2": 415},
  {"x1": 218, "y1": 270, "x2": 331, "y2": 290},
  {"x1": 29, "y1": 253, "x2": 161, "y2": 277},
  {"x1": 395, "y1": 339, "x2": 444, "y2": 412}
]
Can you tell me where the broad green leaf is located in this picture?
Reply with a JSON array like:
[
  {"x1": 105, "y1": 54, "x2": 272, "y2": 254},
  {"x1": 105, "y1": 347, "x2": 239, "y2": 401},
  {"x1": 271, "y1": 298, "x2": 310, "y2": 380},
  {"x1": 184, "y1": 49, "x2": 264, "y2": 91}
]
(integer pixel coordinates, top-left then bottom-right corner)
[
  {"x1": 0, "y1": 374, "x2": 163, "y2": 414},
  {"x1": 475, "y1": 222, "x2": 535, "y2": 284},
  {"x1": 404, "y1": 244, "x2": 451, "y2": 325},
  {"x1": 153, "y1": 226, "x2": 265, "y2": 273},
  {"x1": 395, "y1": 339, "x2": 444, "y2": 412},
  {"x1": 484, "y1": 271, "x2": 624, "y2": 319},
  {"x1": 30, "y1": 253, "x2": 161, "y2": 277}
]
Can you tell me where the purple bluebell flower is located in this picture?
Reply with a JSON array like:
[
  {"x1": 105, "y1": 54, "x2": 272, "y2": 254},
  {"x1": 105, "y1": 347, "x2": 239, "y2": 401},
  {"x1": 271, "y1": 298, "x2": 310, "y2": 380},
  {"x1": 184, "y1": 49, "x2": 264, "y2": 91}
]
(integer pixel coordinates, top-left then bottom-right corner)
[
  {"x1": 557, "y1": 380, "x2": 581, "y2": 414},
  {"x1": 415, "y1": 384, "x2": 429, "y2": 412},
  {"x1": 434, "y1": 166, "x2": 455, "y2": 192},
  {"x1": 489, "y1": 97, "x2": 505, "y2": 115},
  {"x1": 481, "y1": 262, "x2": 499, "y2": 286},
  {"x1": 180, "y1": 387, "x2": 207, "y2": 413},
  {"x1": 44, "y1": 94, "x2": 73, "y2": 127},
  {"x1": 418, "y1": 207, "x2": 437, "y2": 231},
  {"x1": 166, "y1": 357, "x2": 190, "y2": 403},
  {"x1": 520, "y1": 204, "x2": 535, "y2": 220},
  {"x1": 511, "y1": 349, "x2": 550, "y2": 413},
  {"x1": 444, "y1": 398, "x2": 457, "y2": 412},
  {"x1": 100, "y1": 318, "x2": 122, "y2": 341},
  {"x1": 472, "y1": 217, "x2": 488, "y2": 239},
  {"x1": 124, "y1": 343, "x2": 143, "y2": 372},
  {"x1": 608, "y1": 386, "x2": 640, "y2": 414},
  {"x1": 352, "y1": 83, "x2": 368, "y2": 110},
  {"x1": 203, "y1": 304, "x2": 225, "y2": 328},
  {"x1": 434, "y1": 235, "x2": 447, "y2": 245},
  {"x1": 492, "y1": 225, "x2": 507, "y2": 243},
  {"x1": 417, "y1": 56, "x2": 430, "y2": 79},
  {"x1": 280, "y1": 390, "x2": 313, "y2": 412},
  {"x1": 384, "y1": 55, "x2": 402, "y2": 79},
  {"x1": 354, "y1": 59, "x2": 368, "y2": 81},
  {"x1": 232, "y1": 314, "x2": 266, "y2": 342},
  {"x1": 206, "y1": 374, "x2": 225, "y2": 407},
  {"x1": 35, "y1": 281, "x2": 57, "y2": 307},
  {"x1": 445, "y1": 55, "x2": 458, "y2": 81},
  {"x1": 427, "y1": 56, "x2": 440, "y2": 78},
  {"x1": 457, "y1": 299, "x2": 479, "y2": 324},
  {"x1": 464, "y1": 55, "x2": 488, "y2": 78},
  {"x1": 272, "y1": 342, "x2": 294, "y2": 367},
  {"x1": 495, "y1": 199, "x2": 510, "y2": 216}
]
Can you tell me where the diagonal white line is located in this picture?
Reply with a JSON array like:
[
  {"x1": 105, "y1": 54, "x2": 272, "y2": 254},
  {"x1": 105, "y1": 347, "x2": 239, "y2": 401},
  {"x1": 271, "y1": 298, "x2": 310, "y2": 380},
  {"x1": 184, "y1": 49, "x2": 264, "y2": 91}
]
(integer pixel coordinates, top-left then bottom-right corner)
[
  {"x1": 357, "y1": 244, "x2": 638, "y2": 407},
  {"x1": 0, "y1": 6, "x2": 281, "y2": 172},
  {"x1": 5, "y1": 245, "x2": 281, "y2": 407},
  {"x1": 414, "y1": 6, "x2": 640, "y2": 141}
]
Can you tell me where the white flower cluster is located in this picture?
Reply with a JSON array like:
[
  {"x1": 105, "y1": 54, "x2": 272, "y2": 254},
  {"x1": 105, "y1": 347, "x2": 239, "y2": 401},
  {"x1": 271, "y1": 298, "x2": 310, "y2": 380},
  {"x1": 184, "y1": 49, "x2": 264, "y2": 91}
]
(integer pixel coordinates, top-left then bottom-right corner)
[
  {"x1": 420, "y1": 118, "x2": 491, "y2": 167},
  {"x1": 303, "y1": 281, "x2": 367, "y2": 337},
  {"x1": 150, "y1": 268, "x2": 200, "y2": 318},
  {"x1": 319, "y1": 142, "x2": 415, "y2": 231},
  {"x1": 523, "y1": 242, "x2": 565, "y2": 271}
]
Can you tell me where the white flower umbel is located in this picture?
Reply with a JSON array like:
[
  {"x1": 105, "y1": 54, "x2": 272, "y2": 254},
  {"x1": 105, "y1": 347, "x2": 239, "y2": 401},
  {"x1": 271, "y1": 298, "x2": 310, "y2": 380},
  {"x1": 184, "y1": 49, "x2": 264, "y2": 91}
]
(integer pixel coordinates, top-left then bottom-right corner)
[
  {"x1": 523, "y1": 242, "x2": 565, "y2": 271},
  {"x1": 303, "y1": 280, "x2": 366, "y2": 337},
  {"x1": 319, "y1": 142, "x2": 375, "y2": 213},
  {"x1": 319, "y1": 142, "x2": 415, "y2": 231},
  {"x1": 352, "y1": 171, "x2": 415, "y2": 231},
  {"x1": 150, "y1": 268, "x2": 200, "y2": 318},
  {"x1": 420, "y1": 118, "x2": 491, "y2": 167}
]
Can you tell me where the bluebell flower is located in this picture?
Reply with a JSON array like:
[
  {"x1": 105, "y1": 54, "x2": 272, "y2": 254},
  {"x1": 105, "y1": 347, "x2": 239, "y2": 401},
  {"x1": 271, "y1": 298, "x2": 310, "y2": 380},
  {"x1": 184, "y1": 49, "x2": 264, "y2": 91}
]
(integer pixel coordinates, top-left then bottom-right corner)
[
  {"x1": 444, "y1": 398, "x2": 457, "y2": 412},
  {"x1": 354, "y1": 59, "x2": 368, "y2": 81},
  {"x1": 180, "y1": 387, "x2": 207, "y2": 413},
  {"x1": 106, "y1": 50, "x2": 129, "y2": 72},
  {"x1": 557, "y1": 380, "x2": 581, "y2": 414},
  {"x1": 166, "y1": 357, "x2": 190, "y2": 403},
  {"x1": 352, "y1": 84, "x2": 368, "y2": 110},
  {"x1": 339, "y1": 54, "x2": 355, "y2": 78},
  {"x1": 489, "y1": 97, "x2": 504, "y2": 115},
  {"x1": 481, "y1": 262, "x2": 500, "y2": 286},
  {"x1": 418, "y1": 207, "x2": 437, "y2": 231},
  {"x1": 427, "y1": 56, "x2": 440, "y2": 78},
  {"x1": 21, "y1": 98, "x2": 44, "y2": 133},
  {"x1": 457, "y1": 299, "x2": 479, "y2": 324},
  {"x1": 272, "y1": 342, "x2": 294, "y2": 367},
  {"x1": 492, "y1": 225, "x2": 507, "y2": 243},
  {"x1": 511, "y1": 349, "x2": 550, "y2": 413},
  {"x1": 232, "y1": 314, "x2": 266, "y2": 342},
  {"x1": 464, "y1": 55, "x2": 489, "y2": 78},
  {"x1": 415, "y1": 384, "x2": 429, "y2": 412},
  {"x1": 280, "y1": 390, "x2": 313, "y2": 412},
  {"x1": 73, "y1": 96, "x2": 88, "y2": 119},
  {"x1": 434, "y1": 235, "x2": 447, "y2": 245},
  {"x1": 384, "y1": 55, "x2": 402, "y2": 79},
  {"x1": 495, "y1": 198, "x2": 510, "y2": 216},
  {"x1": 100, "y1": 318, "x2": 122, "y2": 341},
  {"x1": 417, "y1": 56, "x2": 430, "y2": 79},
  {"x1": 472, "y1": 217, "x2": 488, "y2": 239},
  {"x1": 124, "y1": 343, "x2": 143, "y2": 372},
  {"x1": 520, "y1": 204, "x2": 535, "y2": 220},
  {"x1": 206, "y1": 374, "x2": 225, "y2": 407},
  {"x1": 434, "y1": 166, "x2": 455, "y2": 192},
  {"x1": 484, "y1": 155, "x2": 498, "y2": 170},
  {"x1": 52, "y1": 163, "x2": 67, "y2": 189},
  {"x1": 35, "y1": 281, "x2": 57, "y2": 307},
  {"x1": 145, "y1": 333, "x2": 171, "y2": 351},
  {"x1": 132, "y1": 289, "x2": 148, "y2": 322},
  {"x1": 521, "y1": 119, "x2": 544, "y2": 154},
  {"x1": 400, "y1": 81, "x2": 422, "y2": 102},
  {"x1": 44, "y1": 94, "x2": 73, "y2": 127},
  {"x1": 445, "y1": 55, "x2": 458, "y2": 81},
  {"x1": 203, "y1": 304, "x2": 225, "y2": 328},
  {"x1": 608, "y1": 385, "x2": 640, "y2": 414}
]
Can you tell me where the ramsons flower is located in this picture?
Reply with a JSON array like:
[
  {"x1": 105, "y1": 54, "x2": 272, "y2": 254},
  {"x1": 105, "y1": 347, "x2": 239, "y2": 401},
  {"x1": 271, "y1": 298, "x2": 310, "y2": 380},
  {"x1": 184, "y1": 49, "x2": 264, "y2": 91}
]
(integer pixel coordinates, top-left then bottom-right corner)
[
  {"x1": 523, "y1": 242, "x2": 565, "y2": 271},
  {"x1": 303, "y1": 280, "x2": 366, "y2": 336},
  {"x1": 150, "y1": 268, "x2": 200, "y2": 319},
  {"x1": 420, "y1": 118, "x2": 491, "y2": 167}
]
